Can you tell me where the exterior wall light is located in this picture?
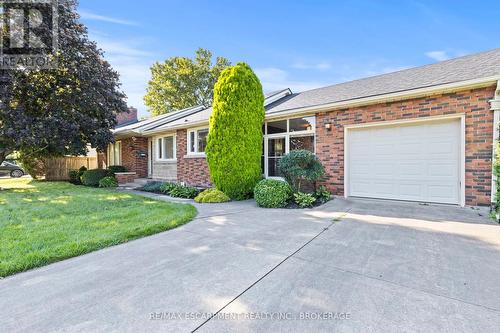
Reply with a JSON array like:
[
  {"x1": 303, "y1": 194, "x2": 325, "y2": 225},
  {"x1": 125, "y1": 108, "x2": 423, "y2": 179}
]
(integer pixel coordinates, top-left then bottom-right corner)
[{"x1": 325, "y1": 122, "x2": 332, "y2": 131}]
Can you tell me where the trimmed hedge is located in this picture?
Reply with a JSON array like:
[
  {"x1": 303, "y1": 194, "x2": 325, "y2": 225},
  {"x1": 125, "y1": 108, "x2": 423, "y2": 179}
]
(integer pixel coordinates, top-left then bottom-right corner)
[
  {"x1": 194, "y1": 188, "x2": 230, "y2": 203},
  {"x1": 254, "y1": 179, "x2": 292, "y2": 208},
  {"x1": 107, "y1": 165, "x2": 128, "y2": 174},
  {"x1": 68, "y1": 166, "x2": 87, "y2": 185},
  {"x1": 140, "y1": 181, "x2": 164, "y2": 193},
  {"x1": 68, "y1": 170, "x2": 80, "y2": 184},
  {"x1": 206, "y1": 63, "x2": 265, "y2": 200},
  {"x1": 99, "y1": 176, "x2": 118, "y2": 188},
  {"x1": 81, "y1": 169, "x2": 109, "y2": 187},
  {"x1": 279, "y1": 150, "x2": 325, "y2": 192}
]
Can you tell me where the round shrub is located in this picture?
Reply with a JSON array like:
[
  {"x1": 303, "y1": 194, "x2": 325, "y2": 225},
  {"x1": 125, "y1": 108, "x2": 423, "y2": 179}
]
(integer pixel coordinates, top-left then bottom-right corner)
[
  {"x1": 279, "y1": 150, "x2": 325, "y2": 192},
  {"x1": 206, "y1": 63, "x2": 265, "y2": 200},
  {"x1": 68, "y1": 170, "x2": 81, "y2": 185},
  {"x1": 254, "y1": 179, "x2": 292, "y2": 208},
  {"x1": 99, "y1": 176, "x2": 118, "y2": 188},
  {"x1": 107, "y1": 165, "x2": 128, "y2": 174},
  {"x1": 194, "y1": 188, "x2": 230, "y2": 203},
  {"x1": 81, "y1": 169, "x2": 109, "y2": 187}
]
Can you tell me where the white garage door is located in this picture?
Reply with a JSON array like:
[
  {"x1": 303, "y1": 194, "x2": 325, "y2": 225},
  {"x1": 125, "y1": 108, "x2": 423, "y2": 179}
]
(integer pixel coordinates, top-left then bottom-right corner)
[{"x1": 347, "y1": 118, "x2": 461, "y2": 204}]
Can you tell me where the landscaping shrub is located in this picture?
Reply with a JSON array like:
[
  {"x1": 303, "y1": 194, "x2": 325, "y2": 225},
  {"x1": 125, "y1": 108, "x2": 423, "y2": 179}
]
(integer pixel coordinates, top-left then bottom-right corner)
[
  {"x1": 78, "y1": 166, "x2": 87, "y2": 178},
  {"x1": 169, "y1": 184, "x2": 200, "y2": 199},
  {"x1": 160, "y1": 182, "x2": 177, "y2": 194},
  {"x1": 140, "y1": 181, "x2": 164, "y2": 193},
  {"x1": 206, "y1": 62, "x2": 265, "y2": 200},
  {"x1": 254, "y1": 179, "x2": 292, "y2": 208},
  {"x1": 294, "y1": 192, "x2": 316, "y2": 208},
  {"x1": 107, "y1": 165, "x2": 128, "y2": 174},
  {"x1": 68, "y1": 166, "x2": 87, "y2": 185},
  {"x1": 81, "y1": 169, "x2": 109, "y2": 187},
  {"x1": 194, "y1": 188, "x2": 230, "y2": 203},
  {"x1": 279, "y1": 150, "x2": 325, "y2": 192},
  {"x1": 99, "y1": 176, "x2": 118, "y2": 188},
  {"x1": 314, "y1": 185, "x2": 332, "y2": 204},
  {"x1": 68, "y1": 170, "x2": 80, "y2": 185}
]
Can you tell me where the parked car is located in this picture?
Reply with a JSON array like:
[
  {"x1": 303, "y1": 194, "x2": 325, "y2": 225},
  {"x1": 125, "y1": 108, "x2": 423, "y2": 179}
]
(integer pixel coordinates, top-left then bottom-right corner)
[{"x1": 0, "y1": 161, "x2": 25, "y2": 177}]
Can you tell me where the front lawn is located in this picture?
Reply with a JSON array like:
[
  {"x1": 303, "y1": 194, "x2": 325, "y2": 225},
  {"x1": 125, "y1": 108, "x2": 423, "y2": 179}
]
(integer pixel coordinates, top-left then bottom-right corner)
[{"x1": 0, "y1": 178, "x2": 197, "y2": 277}]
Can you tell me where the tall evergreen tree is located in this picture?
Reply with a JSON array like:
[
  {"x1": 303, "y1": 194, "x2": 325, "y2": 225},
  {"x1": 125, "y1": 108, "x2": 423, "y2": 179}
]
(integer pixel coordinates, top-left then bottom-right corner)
[{"x1": 206, "y1": 63, "x2": 265, "y2": 200}]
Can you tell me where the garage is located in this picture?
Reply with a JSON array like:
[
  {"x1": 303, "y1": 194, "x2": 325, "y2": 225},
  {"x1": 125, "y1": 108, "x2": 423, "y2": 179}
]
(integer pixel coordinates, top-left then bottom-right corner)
[{"x1": 345, "y1": 117, "x2": 463, "y2": 205}]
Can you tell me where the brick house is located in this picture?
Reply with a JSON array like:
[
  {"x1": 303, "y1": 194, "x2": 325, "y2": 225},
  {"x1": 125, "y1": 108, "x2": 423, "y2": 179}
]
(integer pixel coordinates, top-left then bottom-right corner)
[{"x1": 102, "y1": 48, "x2": 500, "y2": 207}]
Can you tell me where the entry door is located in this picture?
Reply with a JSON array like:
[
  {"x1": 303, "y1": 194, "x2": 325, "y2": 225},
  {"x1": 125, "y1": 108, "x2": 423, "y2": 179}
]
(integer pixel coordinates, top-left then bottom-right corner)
[
  {"x1": 267, "y1": 137, "x2": 286, "y2": 177},
  {"x1": 347, "y1": 118, "x2": 461, "y2": 204}
]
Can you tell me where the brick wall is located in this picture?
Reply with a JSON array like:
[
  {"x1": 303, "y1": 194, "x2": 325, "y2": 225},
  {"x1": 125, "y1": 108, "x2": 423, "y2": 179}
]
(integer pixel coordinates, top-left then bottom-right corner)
[
  {"x1": 315, "y1": 86, "x2": 496, "y2": 206},
  {"x1": 121, "y1": 137, "x2": 148, "y2": 178},
  {"x1": 176, "y1": 129, "x2": 211, "y2": 187}
]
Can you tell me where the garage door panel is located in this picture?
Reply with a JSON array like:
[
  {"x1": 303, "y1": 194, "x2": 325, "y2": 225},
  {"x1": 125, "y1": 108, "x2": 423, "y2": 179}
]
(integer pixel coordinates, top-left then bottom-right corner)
[
  {"x1": 372, "y1": 162, "x2": 395, "y2": 177},
  {"x1": 398, "y1": 183, "x2": 424, "y2": 200},
  {"x1": 371, "y1": 182, "x2": 396, "y2": 196},
  {"x1": 395, "y1": 142, "x2": 423, "y2": 154},
  {"x1": 348, "y1": 119, "x2": 461, "y2": 204},
  {"x1": 428, "y1": 185, "x2": 459, "y2": 203}
]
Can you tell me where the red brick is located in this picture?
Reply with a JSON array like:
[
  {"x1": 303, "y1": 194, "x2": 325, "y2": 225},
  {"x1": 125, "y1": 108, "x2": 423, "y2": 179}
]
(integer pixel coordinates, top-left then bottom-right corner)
[{"x1": 315, "y1": 86, "x2": 496, "y2": 206}]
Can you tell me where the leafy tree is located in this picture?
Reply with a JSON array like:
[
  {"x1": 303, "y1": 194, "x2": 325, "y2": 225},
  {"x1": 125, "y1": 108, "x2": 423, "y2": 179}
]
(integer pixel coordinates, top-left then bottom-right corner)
[
  {"x1": 0, "y1": 0, "x2": 128, "y2": 165},
  {"x1": 206, "y1": 63, "x2": 265, "y2": 200},
  {"x1": 144, "y1": 48, "x2": 230, "y2": 116},
  {"x1": 279, "y1": 150, "x2": 325, "y2": 192}
]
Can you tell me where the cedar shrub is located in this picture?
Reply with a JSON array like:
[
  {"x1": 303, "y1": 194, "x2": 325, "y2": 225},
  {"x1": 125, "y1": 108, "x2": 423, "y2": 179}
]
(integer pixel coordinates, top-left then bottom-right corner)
[{"x1": 206, "y1": 63, "x2": 265, "y2": 200}]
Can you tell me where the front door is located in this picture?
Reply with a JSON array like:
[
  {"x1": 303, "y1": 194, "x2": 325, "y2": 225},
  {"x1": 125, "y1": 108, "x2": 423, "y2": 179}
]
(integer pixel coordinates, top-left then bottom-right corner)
[{"x1": 267, "y1": 137, "x2": 286, "y2": 177}]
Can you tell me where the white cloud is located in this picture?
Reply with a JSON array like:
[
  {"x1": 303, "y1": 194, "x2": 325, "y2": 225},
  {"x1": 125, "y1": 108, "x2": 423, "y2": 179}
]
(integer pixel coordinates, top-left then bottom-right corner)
[
  {"x1": 255, "y1": 67, "x2": 326, "y2": 93},
  {"x1": 292, "y1": 61, "x2": 332, "y2": 71},
  {"x1": 425, "y1": 50, "x2": 450, "y2": 61},
  {"x1": 79, "y1": 9, "x2": 139, "y2": 26}
]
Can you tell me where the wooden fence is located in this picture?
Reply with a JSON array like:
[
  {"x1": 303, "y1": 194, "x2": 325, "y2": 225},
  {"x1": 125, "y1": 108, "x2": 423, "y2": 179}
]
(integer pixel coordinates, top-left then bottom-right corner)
[{"x1": 44, "y1": 157, "x2": 97, "y2": 181}]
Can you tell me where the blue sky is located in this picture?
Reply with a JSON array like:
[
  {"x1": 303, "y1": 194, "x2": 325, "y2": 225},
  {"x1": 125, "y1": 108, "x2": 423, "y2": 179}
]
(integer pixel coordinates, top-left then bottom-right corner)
[{"x1": 78, "y1": 0, "x2": 499, "y2": 117}]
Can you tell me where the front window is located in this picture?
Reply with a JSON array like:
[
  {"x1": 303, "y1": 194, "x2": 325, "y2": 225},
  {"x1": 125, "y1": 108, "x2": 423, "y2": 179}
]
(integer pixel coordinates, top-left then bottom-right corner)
[
  {"x1": 157, "y1": 135, "x2": 175, "y2": 160},
  {"x1": 188, "y1": 128, "x2": 208, "y2": 154},
  {"x1": 263, "y1": 116, "x2": 315, "y2": 177},
  {"x1": 107, "y1": 141, "x2": 122, "y2": 166}
]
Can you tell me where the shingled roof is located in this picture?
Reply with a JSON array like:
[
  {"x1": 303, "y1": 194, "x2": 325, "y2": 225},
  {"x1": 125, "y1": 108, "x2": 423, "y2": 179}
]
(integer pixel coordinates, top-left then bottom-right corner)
[{"x1": 267, "y1": 48, "x2": 500, "y2": 114}]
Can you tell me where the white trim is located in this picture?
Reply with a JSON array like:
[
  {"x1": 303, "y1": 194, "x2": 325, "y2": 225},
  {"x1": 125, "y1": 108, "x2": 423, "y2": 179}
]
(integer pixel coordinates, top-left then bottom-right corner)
[
  {"x1": 155, "y1": 134, "x2": 176, "y2": 162},
  {"x1": 343, "y1": 114, "x2": 466, "y2": 207},
  {"x1": 490, "y1": 80, "x2": 500, "y2": 205},
  {"x1": 107, "y1": 141, "x2": 122, "y2": 166},
  {"x1": 264, "y1": 89, "x2": 292, "y2": 105},
  {"x1": 343, "y1": 113, "x2": 465, "y2": 129},
  {"x1": 187, "y1": 126, "x2": 209, "y2": 156},
  {"x1": 263, "y1": 116, "x2": 316, "y2": 178},
  {"x1": 267, "y1": 76, "x2": 500, "y2": 120}
]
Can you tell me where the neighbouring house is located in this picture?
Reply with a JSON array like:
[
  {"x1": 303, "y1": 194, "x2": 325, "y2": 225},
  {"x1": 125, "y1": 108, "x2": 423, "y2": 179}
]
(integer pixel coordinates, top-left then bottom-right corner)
[{"x1": 100, "y1": 48, "x2": 500, "y2": 207}]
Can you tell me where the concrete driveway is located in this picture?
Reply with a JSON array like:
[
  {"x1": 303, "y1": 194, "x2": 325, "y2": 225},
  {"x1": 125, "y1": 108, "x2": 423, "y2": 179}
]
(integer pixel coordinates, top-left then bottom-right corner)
[{"x1": 1, "y1": 196, "x2": 499, "y2": 333}]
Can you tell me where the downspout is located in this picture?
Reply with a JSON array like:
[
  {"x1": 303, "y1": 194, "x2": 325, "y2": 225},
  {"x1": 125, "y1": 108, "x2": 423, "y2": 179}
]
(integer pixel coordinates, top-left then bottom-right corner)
[{"x1": 489, "y1": 80, "x2": 500, "y2": 213}]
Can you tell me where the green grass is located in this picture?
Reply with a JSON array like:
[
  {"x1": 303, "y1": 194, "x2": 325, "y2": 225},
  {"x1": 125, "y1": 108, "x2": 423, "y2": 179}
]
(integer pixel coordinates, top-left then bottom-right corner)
[{"x1": 0, "y1": 178, "x2": 197, "y2": 277}]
